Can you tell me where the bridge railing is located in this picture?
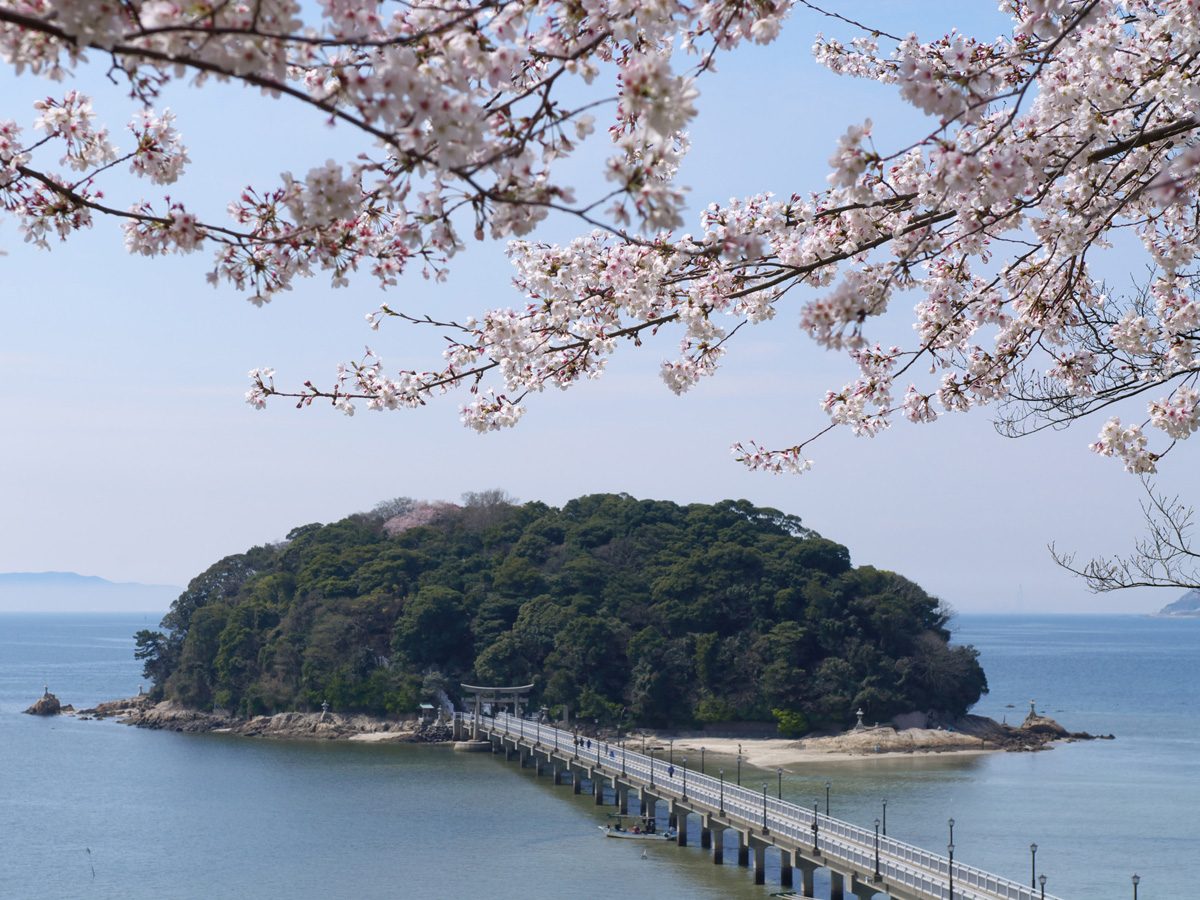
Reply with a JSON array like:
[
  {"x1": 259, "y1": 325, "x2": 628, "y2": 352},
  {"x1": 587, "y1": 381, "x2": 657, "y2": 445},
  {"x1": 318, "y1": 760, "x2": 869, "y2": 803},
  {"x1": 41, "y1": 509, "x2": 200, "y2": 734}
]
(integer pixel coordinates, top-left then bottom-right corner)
[{"x1": 465, "y1": 713, "x2": 1059, "y2": 900}]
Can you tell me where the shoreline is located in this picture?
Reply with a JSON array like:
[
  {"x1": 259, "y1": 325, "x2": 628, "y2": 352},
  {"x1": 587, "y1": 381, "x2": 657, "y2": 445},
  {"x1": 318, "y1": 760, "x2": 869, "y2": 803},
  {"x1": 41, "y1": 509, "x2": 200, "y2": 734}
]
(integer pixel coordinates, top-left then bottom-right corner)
[{"x1": 53, "y1": 697, "x2": 1111, "y2": 765}]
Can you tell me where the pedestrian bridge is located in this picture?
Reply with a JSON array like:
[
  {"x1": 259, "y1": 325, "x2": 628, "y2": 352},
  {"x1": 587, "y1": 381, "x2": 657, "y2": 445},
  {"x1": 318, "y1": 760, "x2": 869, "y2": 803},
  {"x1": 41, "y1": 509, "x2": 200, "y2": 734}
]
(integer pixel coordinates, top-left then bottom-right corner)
[{"x1": 456, "y1": 712, "x2": 1060, "y2": 900}]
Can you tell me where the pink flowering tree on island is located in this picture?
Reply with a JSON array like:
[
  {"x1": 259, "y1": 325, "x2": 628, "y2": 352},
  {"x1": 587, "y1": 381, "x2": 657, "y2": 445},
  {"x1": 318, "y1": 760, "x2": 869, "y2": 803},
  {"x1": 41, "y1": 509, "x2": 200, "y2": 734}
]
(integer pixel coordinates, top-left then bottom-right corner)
[{"x1": 3, "y1": 0, "x2": 1200, "y2": 588}]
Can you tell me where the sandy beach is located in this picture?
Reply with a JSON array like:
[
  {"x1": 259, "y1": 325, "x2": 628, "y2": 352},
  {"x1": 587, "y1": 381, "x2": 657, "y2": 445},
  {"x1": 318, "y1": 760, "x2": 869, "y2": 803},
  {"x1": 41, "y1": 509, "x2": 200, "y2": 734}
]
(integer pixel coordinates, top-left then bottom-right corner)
[
  {"x1": 635, "y1": 728, "x2": 999, "y2": 770},
  {"x1": 626, "y1": 710, "x2": 1112, "y2": 768}
]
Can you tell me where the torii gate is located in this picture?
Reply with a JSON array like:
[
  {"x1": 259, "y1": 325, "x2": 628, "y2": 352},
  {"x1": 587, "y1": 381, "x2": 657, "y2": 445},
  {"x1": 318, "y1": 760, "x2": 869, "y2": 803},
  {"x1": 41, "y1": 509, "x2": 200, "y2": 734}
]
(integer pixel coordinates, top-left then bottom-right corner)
[{"x1": 460, "y1": 683, "x2": 536, "y2": 740}]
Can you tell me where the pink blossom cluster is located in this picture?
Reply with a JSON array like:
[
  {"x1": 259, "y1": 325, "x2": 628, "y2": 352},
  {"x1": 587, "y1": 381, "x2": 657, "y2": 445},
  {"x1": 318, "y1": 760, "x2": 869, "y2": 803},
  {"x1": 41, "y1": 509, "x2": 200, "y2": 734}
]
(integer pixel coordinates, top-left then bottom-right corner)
[
  {"x1": 2, "y1": 0, "x2": 798, "y2": 304},
  {"x1": 353, "y1": 0, "x2": 1199, "y2": 479},
  {"x1": 6, "y1": 0, "x2": 1200, "y2": 481},
  {"x1": 383, "y1": 500, "x2": 460, "y2": 536}
]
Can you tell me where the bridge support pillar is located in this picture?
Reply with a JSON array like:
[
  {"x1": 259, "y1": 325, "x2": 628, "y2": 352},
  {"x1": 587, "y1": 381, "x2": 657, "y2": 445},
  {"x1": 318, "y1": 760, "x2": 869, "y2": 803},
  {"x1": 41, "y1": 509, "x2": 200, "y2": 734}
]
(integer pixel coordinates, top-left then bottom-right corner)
[
  {"x1": 573, "y1": 771, "x2": 582, "y2": 795},
  {"x1": 519, "y1": 747, "x2": 529, "y2": 767},
  {"x1": 643, "y1": 796, "x2": 657, "y2": 824},
  {"x1": 700, "y1": 825, "x2": 711, "y2": 849},
  {"x1": 796, "y1": 860, "x2": 817, "y2": 898},
  {"x1": 737, "y1": 830, "x2": 749, "y2": 867},
  {"x1": 711, "y1": 827, "x2": 724, "y2": 865},
  {"x1": 830, "y1": 870, "x2": 845, "y2": 900},
  {"x1": 676, "y1": 812, "x2": 688, "y2": 847},
  {"x1": 505, "y1": 745, "x2": 514, "y2": 761},
  {"x1": 535, "y1": 758, "x2": 543, "y2": 776},
  {"x1": 779, "y1": 848, "x2": 794, "y2": 888},
  {"x1": 594, "y1": 776, "x2": 605, "y2": 805},
  {"x1": 553, "y1": 764, "x2": 562, "y2": 785},
  {"x1": 617, "y1": 787, "x2": 628, "y2": 814},
  {"x1": 753, "y1": 844, "x2": 766, "y2": 885}
]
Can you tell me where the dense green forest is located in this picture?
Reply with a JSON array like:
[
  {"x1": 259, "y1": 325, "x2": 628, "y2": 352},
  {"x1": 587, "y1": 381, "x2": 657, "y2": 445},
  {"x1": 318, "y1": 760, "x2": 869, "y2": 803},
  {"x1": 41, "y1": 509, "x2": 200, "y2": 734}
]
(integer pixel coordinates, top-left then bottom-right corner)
[{"x1": 135, "y1": 493, "x2": 987, "y2": 732}]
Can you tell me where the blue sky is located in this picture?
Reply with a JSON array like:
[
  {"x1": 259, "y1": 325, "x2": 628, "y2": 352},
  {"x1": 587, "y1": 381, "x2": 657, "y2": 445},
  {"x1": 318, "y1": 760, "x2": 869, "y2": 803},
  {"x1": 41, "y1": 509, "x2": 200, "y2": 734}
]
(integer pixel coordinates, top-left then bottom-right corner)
[{"x1": 0, "y1": 2, "x2": 1187, "y2": 614}]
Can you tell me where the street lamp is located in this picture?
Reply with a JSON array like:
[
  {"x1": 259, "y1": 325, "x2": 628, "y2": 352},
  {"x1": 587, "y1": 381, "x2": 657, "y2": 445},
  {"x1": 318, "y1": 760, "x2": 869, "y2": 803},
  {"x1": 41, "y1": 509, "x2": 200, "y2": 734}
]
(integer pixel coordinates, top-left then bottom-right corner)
[
  {"x1": 948, "y1": 843, "x2": 955, "y2": 900},
  {"x1": 573, "y1": 728, "x2": 579, "y2": 758},
  {"x1": 682, "y1": 757, "x2": 688, "y2": 800},
  {"x1": 777, "y1": 768, "x2": 783, "y2": 799},
  {"x1": 648, "y1": 746, "x2": 657, "y2": 787},
  {"x1": 761, "y1": 782, "x2": 769, "y2": 834},
  {"x1": 873, "y1": 818, "x2": 881, "y2": 880},
  {"x1": 669, "y1": 738, "x2": 674, "y2": 765},
  {"x1": 948, "y1": 818, "x2": 955, "y2": 845},
  {"x1": 1132, "y1": 875, "x2": 1140, "y2": 900},
  {"x1": 641, "y1": 731, "x2": 646, "y2": 752},
  {"x1": 1039, "y1": 874, "x2": 1047, "y2": 900},
  {"x1": 1030, "y1": 843, "x2": 1038, "y2": 890},
  {"x1": 881, "y1": 798, "x2": 887, "y2": 836},
  {"x1": 737, "y1": 754, "x2": 742, "y2": 785},
  {"x1": 701, "y1": 746, "x2": 706, "y2": 774},
  {"x1": 825, "y1": 781, "x2": 831, "y2": 815},
  {"x1": 718, "y1": 768, "x2": 725, "y2": 815},
  {"x1": 811, "y1": 800, "x2": 819, "y2": 852}
]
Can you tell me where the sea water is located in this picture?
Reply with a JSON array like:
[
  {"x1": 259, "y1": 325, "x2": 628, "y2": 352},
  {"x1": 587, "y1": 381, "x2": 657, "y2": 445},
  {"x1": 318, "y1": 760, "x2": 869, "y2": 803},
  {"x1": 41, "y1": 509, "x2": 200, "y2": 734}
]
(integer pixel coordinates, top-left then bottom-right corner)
[{"x1": 0, "y1": 612, "x2": 1195, "y2": 900}]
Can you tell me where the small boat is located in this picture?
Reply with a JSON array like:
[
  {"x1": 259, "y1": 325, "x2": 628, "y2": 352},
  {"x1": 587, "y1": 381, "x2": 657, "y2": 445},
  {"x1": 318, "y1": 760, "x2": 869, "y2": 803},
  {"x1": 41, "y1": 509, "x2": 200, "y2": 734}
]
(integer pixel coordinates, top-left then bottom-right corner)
[
  {"x1": 599, "y1": 815, "x2": 677, "y2": 840},
  {"x1": 599, "y1": 825, "x2": 678, "y2": 840}
]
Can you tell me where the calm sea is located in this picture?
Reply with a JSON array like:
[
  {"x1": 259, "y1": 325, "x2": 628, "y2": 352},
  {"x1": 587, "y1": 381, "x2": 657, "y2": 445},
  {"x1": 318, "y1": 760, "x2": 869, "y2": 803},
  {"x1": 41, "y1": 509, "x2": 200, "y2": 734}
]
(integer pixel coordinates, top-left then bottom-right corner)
[{"x1": 1, "y1": 613, "x2": 1195, "y2": 900}]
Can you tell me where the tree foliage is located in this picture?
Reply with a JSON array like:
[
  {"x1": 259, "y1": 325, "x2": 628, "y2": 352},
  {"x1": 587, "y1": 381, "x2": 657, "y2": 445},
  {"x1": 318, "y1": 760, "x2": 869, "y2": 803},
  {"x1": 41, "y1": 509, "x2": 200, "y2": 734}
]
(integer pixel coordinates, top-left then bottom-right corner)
[{"x1": 136, "y1": 493, "x2": 986, "y2": 728}]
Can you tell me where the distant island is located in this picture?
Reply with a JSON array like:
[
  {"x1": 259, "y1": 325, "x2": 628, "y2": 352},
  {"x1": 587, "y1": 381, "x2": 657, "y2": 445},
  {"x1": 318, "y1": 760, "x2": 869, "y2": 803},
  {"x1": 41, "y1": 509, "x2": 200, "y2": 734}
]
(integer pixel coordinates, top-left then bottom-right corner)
[
  {"x1": 0, "y1": 571, "x2": 180, "y2": 613},
  {"x1": 132, "y1": 493, "x2": 988, "y2": 735},
  {"x1": 1156, "y1": 589, "x2": 1200, "y2": 617}
]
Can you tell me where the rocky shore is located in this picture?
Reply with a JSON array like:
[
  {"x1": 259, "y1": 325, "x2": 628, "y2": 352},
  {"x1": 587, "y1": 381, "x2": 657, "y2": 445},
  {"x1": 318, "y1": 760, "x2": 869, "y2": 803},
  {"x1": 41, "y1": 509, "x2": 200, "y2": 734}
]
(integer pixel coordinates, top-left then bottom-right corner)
[{"x1": 70, "y1": 696, "x2": 452, "y2": 743}]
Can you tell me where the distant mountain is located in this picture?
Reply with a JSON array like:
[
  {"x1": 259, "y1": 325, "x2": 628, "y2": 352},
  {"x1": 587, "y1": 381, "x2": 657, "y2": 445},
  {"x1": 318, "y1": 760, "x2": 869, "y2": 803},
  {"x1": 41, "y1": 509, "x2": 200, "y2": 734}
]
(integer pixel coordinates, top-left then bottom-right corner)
[
  {"x1": 1157, "y1": 589, "x2": 1200, "y2": 617},
  {"x1": 0, "y1": 572, "x2": 179, "y2": 613}
]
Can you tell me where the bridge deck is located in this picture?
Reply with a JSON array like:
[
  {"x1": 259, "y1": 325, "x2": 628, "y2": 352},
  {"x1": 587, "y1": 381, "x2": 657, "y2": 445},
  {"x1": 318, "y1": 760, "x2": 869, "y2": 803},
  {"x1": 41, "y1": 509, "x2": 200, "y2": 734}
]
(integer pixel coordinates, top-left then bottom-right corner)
[{"x1": 467, "y1": 713, "x2": 1061, "y2": 900}]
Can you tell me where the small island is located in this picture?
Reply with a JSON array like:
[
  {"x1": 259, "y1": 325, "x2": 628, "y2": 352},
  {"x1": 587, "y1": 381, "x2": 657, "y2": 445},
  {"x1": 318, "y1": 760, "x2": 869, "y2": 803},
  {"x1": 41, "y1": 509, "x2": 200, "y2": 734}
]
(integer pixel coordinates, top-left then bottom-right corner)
[{"x1": 128, "y1": 494, "x2": 989, "y2": 740}]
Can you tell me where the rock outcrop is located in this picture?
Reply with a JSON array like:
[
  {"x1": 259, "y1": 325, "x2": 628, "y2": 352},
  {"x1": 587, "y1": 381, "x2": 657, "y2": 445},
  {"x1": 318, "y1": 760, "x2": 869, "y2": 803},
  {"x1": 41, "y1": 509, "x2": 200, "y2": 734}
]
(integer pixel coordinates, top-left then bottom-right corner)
[{"x1": 23, "y1": 687, "x2": 62, "y2": 715}]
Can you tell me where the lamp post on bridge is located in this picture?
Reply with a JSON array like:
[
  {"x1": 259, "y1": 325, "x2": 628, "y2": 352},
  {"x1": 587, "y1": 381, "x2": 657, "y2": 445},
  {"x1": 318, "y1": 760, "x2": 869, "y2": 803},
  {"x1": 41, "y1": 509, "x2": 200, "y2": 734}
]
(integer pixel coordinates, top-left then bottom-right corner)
[
  {"x1": 1030, "y1": 843, "x2": 1038, "y2": 890},
  {"x1": 948, "y1": 818, "x2": 955, "y2": 845},
  {"x1": 1039, "y1": 874, "x2": 1047, "y2": 900},
  {"x1": 641, "y1": 732, "x2": 646, "y2": 753},
  {"x1": 761, "y1": 782, "x2": 769, "y2": 835},
  {"x1": 873, "y1": 818, "x2": 881, "y2": 881},
  {"x1": 777, "y1": 768, "x2": 783, "y2": 799},
  {"x1": 718, "y1": 768, "x2": 725, "y2": 815},
  {"x1": 682, "y1": 757, "x2": 688, "y2": 801},
  {"x1": 700, "y1": 746, "x2": 706, "y2": 774},
  {"x1": 881, "y1": 798, "x2": 887, "y2": 836},
  {"x1": 811, "y1": 800, "x2": 819, "y2": 853},
  {"x1": 621, "y1": 739, "x2": 627, "y2": 775},
  {"x1": 669, "y1": 738, "x2": 674, "y2": 765},
  {"x1": 1132, "y1": 875, "x2": 1140, "y2": 900},
  {"x1": 825, "y1": 781, "x2": 831, "y2": 815},
  {"x1": 737, "y1": 755, "x2": 742, "y2": 786},
  {"x1": 948, "y1": 843, "x2": 955, "y2": 900}
]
